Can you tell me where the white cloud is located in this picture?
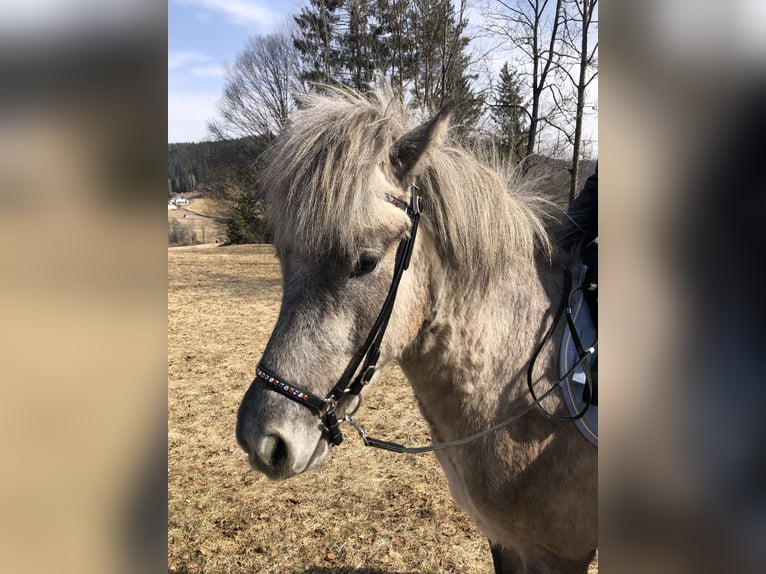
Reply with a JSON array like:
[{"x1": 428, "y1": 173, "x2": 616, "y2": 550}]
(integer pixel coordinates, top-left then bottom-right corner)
[
  {"x1": 191, "y1": 64, "x2": 226, "y2": 77},
  {"x1": 175, "y1": 0, "x2": 277, "y2": 27},
  {"x1": 168, "y1": 50, "x2": 210, "y2": 71}
]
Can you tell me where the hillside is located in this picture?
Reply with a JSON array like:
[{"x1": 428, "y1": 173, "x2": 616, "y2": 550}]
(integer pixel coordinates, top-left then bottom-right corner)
[{"x1": 167, "y1": 136, "x2": 270, "y2": 197}]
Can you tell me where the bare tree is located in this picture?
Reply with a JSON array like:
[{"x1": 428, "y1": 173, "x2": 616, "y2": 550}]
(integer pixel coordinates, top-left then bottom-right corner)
[
  {"x1": 482, "y1": 0, "x2": 566, "y2": 172},
  {"x1": 209, "y1": 29, "x2": 302, "y2": 141},
  {"x1": 559, "y1": 0, "x2": 598, "y2": 200}
]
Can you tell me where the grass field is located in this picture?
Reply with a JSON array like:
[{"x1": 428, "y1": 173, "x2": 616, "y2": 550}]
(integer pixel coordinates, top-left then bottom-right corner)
[
  {"x1": 168, "y1": 244, "x2": 596, "y2": 573},
  {"x1": 168, "y1": 197, "x2": 225, "y2": 246}
]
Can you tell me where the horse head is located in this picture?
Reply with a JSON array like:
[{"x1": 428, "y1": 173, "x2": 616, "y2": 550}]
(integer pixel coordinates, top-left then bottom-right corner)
[{"x1": 236, "y1": 95, "x2": 451, "y2": 480}]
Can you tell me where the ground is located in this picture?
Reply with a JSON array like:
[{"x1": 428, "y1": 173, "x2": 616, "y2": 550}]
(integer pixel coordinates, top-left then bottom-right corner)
[
  {"x1": 168, "y1": 244, "x2": 597, "y2": 573},
  {"x1": 168, "y1": 195, "x2": 225, "y2": 246}
]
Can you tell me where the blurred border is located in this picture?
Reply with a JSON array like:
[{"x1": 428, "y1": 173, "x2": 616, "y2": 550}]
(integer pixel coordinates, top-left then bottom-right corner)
[
  {"x1": 0, "y1": 3, "x2": 167, "y2": 573},
  {"x1": 2, "y1": 1, "x2": 765, "y2": 572},
  {"x1": 602, "y1": 0, "x2": 766, "y2": 571}
]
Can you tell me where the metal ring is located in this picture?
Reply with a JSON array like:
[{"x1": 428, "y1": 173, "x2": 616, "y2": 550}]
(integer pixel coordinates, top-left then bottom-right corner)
[
  {"x1": 346, "y1": 394, "x2": 363, "y2": 417},
  {"x1": 322, "y1": 399, "x2": 338, "y2": 416}
]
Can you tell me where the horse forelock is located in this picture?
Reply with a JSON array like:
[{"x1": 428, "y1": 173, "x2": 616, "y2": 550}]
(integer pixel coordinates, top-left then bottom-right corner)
[
  {"x1": 260, "y1": 90, "x2": 405, "y2": 260},
  {"x1": 261, "y1": 87, "x2": 553, "y2": 281}
]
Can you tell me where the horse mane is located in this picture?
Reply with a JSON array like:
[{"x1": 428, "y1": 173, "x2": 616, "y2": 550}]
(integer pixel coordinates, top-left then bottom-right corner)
[{"x1": 261, "y1": 86, "x2": 553, "y2": 285}]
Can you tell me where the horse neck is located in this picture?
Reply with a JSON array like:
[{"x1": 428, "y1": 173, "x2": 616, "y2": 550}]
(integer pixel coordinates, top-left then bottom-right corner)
[{"x1": 400, "y1": 238, "x2": 561, "y2": 440}]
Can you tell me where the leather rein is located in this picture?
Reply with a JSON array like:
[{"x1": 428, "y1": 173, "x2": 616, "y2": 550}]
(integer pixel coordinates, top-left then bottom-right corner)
[{"x1": 253, "y1": 189, "x2": 595, "y2": 453}]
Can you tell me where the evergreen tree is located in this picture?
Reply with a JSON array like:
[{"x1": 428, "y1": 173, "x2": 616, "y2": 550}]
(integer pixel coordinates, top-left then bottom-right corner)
[
  {"x1": 374, "y1": 0, "x2": 413, "y2": 92},
  {"x1": 492, "y1": 62, "x2": 528, "y2": 162},
  {"x1": 341, "y1": 0, "x2": 380, "y2": 90},
  {"x1": 407, "y1": 0, "x2": 482, "y2": 134},
  {"x1": 293, "y1": 0, "x2": 481, "y2": 134},
  {"x1": 293, "y1": 0, "x2": 346, "y2": 85}
]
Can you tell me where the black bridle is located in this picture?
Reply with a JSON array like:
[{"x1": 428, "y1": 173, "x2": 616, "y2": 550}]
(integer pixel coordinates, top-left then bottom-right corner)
[
  {"x1": 254, "y1": 190, "x2": 421, "y2": 446},
  {"x1": 252, "y1": 188, "x2": 597, "y2": 453}
]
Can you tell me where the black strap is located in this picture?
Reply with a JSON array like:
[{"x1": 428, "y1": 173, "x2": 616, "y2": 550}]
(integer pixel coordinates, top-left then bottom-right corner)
[
  {"x1": 330, "y1": 237, "x2": 410, "y2": 398},
  {"x1": 564, "y1": 291, "x2": 597, "y2": 406},
  {"x1": 332, "y1": 197, "x2": 420, "y2": 398},
  {"x1": 527, "y1": 269, "x2": 596, "y2": 422},
  {"x1": 254, "y1": 191, "x2": 421, "y2": 446},
  {"x1": 254, "y1": 366, "x2": 326, "y2": 413},
  {"x1": 527, "y1": 270, "x2": 571, "y2": 403}
]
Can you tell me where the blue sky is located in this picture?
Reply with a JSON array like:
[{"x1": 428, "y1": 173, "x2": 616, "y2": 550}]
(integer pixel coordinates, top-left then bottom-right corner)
[
  {"x1": 169, "y1": 0, "x2": 597, "y2": 152},
  {"x1": 168, "y1": 0, "x2": 301, "y2": 143}
]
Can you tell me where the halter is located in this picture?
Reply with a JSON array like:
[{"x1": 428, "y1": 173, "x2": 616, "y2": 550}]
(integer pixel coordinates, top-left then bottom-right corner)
[
  {"x1": 254, "y1": 189, "x2": 421, "y2": 446},
  {"x1": 252, "y1": 188, "x2": 597, "y2": 454}
]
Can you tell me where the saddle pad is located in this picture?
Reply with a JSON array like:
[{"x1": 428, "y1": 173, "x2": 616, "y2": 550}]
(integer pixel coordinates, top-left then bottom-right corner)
[{"x1": 559, "y1": 264, "x2": 598, "y2": 446}]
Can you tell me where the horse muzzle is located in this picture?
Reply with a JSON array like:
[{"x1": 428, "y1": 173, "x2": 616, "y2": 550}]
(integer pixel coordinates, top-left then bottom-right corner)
[{"x1": 236, "y1": 379, "x2": 328, "y2": 480}]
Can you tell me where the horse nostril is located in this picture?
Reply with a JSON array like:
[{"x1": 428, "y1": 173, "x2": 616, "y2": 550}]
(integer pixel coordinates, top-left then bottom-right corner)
[
  {"x1": 256, "y1": 433, "x2": 291, "y2": 471},
  {"x1": 270, "y1": 435, "x2": 289, "y2": 469}
]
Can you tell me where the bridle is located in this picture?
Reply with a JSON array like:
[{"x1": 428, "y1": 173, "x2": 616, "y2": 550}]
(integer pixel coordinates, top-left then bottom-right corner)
[
  {"x1": 252, "y1": 188, "x2": 597, "y2": 453},
  {"x1": 254, "y1": 189, "x2": 421, "y2": 446}
]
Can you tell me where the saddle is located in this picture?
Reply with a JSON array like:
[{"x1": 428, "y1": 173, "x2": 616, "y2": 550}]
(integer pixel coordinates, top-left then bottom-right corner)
[{"x1": 559, "y1": 242, "x2": 598, "y2": 447}]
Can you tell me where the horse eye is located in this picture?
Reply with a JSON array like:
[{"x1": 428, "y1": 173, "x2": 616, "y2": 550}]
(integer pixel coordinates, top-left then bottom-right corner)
[{"x1": 351, "y1": 253, "x2": 379, "y2": 278}]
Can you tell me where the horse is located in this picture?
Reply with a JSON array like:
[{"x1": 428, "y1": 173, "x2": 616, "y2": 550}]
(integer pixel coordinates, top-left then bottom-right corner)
[{"x1": 236, "y1": 87, "x2": 597, "y2": 573}]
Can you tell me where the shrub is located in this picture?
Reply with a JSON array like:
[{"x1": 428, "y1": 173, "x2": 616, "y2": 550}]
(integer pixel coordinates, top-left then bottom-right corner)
[
  {"x1": 168, "y1": 219, "x2": 197, "y2": 246},
  {"x1": 224, "y1": 194, "x2": 271, "y2": 244}
]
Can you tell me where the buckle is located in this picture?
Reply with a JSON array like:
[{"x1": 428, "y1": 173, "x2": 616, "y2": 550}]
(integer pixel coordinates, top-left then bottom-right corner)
[
  {"x1": 323, "y1": 401, "x2": 343, "y2": 446},
  {"x1": 410, "y1": 195, "x2": 420, "y2": 216}
]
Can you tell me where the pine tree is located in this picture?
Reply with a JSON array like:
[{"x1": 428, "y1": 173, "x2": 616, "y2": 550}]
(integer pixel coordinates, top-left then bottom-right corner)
[
  {"x1": 492, "y1": 62, "x2": 528, "y2": 162},
  {"x1": 374, "y1": 0, "x2": 413, "y2": 93},
  {"x1": 340, "y1": 0, "x2": 380, "y2": 90},
  {"x1": 293, "y1": 0, "x2": 481, "y2": 134},
  {"x1": 293, "y1": 0, "x2": 346, "y2": 85},
  {"x1": 407, "y1": 0, "x2": 481, "y2": 134}
]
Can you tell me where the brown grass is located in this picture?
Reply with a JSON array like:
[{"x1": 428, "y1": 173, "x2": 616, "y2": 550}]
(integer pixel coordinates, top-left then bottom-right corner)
[
  {"x1": 168, "y1": 245, "x2": 597, "y2": 573},
  {"x1": 168, "y1": 197, "x2": 225, "y2": 245}
]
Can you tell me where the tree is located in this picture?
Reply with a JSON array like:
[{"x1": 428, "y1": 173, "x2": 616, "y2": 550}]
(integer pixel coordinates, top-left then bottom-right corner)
[
  {"x1": 340, "y1": 0, "x2": 385, "y2": 90},
  {"x1": 482, "y1": 0, "x2": 566, "y2": 171},
  {"x1": 559, "y1": 0, "x2": 598, "y2": 201},
  {"x1": 292, "y1": 0, "x2": 481, "y2": 134},
  {"x1": 492, "y1": 62, "x2": 528, "y2": 162},
  {"x1": 293, "y1": 0, "x2": 346, "y2": 86},
  {"x1": 225, "y1": 189, "x2": 272, "y2": 244},
  {"x1": 407, "y1": 0, "x2": 483, "y2": 133},
  {"x1": 209, "y1": 29, "x2": 302, "y2": 141},
  {"x1": 376, "y1": 0, "x2": 414, "y2": 93}
]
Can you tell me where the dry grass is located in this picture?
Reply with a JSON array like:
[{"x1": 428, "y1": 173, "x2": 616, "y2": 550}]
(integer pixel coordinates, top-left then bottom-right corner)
[
  {"x1": 168, "y1": 197, "x2": 225, "y2": 245},
  {"x1": 168, "y1": 245, "x2": 597, "y2": 574}
]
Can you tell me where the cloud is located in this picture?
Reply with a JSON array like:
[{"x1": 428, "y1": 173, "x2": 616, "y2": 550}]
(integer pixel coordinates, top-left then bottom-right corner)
[
  {"x1": 191, "y1": 64, "x2": 226, "y2": 77},
  {"x1": 175, "y1": 0, "x2": 277, "y2": 27},
  {"x1": 168, "y1": 50, "x2": 210, "y2": 71}
]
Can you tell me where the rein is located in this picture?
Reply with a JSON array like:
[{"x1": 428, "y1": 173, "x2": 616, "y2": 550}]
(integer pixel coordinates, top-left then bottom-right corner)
[
  {"x1": 342, "y1": 289, "x2": 596, "y2": 454},
  {"x1": 254, "y1": 189, "x2": 596, "y2": 453},
  {"x1": 254, "y1": 190, "x2": 421, "y2": 446}
]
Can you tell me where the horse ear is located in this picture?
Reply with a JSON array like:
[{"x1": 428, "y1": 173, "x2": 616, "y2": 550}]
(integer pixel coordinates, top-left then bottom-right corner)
[{"x1": 391, "y1": 103, "x2": 453, "y2": 181}]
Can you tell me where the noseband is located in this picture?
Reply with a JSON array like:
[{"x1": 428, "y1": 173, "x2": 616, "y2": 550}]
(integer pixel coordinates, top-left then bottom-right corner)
[{"x1": 254, "y1": 190, "x2": 421, "y2": 446}]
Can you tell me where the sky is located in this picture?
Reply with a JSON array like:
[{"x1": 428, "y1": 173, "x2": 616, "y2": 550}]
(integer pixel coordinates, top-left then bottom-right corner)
[
  {"x1": 168, "y1": 0, "x2": 598, "y2": 153},
  {"x1": 168, "y1": 0, "x2": 300, "y2": 143}
]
